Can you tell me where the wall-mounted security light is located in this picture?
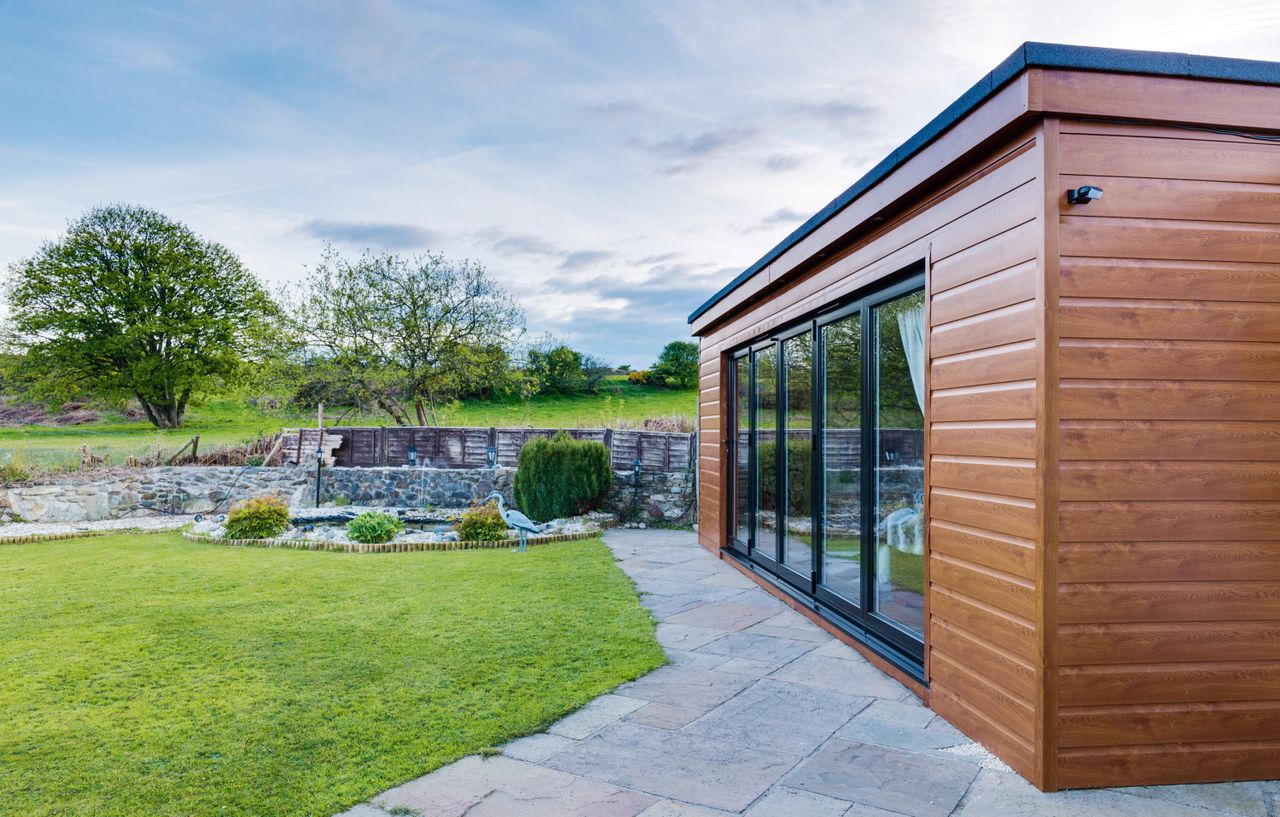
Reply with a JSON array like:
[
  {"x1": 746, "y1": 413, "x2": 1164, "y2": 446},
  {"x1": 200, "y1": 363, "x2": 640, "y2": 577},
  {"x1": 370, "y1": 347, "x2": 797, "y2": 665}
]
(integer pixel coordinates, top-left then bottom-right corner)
[
  {"x1": 1066, "y1": 185, "x2": 1104, "y2": 205},
  {"x1": 407, "y1": 443, "x2": 417, "y2": 468}
]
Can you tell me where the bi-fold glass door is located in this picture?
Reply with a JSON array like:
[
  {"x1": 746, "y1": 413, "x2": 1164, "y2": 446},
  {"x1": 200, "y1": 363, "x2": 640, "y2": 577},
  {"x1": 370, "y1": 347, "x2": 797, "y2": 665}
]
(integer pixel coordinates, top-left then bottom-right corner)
[{"x1": 726, "y1": 267, "x2": 926, "y2": 668}]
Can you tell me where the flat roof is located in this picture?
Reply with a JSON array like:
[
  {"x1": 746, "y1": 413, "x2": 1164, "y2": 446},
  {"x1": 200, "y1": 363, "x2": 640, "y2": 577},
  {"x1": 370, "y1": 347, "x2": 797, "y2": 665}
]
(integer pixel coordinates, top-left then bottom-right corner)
[{"x1": 688, "y1": 41, "x2": 1280, "y2": 325}]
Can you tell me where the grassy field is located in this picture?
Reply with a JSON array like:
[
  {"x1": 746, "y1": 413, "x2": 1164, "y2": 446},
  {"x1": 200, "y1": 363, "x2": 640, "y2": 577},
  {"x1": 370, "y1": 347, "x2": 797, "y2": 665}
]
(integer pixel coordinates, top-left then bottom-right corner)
[
  {"x1": 0, "y1": 532, "x2": 664, "y2": 817},
  {"x1": 0, "y1": 376, "x2": 697, "y2": 470}
]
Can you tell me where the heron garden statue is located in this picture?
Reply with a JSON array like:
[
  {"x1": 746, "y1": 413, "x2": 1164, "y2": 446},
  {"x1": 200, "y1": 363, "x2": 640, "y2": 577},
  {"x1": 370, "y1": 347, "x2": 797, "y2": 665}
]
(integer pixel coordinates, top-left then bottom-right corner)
[{"x1": 485, "y1": 491, "x2": 544, "y2": 552}]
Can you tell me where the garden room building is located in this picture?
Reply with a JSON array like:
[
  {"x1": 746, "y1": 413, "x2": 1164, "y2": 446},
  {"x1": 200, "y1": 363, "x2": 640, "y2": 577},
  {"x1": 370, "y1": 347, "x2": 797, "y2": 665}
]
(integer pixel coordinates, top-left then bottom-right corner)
[{"x1": 688, "y1": 42, "x2": 1280, "y2": 792}]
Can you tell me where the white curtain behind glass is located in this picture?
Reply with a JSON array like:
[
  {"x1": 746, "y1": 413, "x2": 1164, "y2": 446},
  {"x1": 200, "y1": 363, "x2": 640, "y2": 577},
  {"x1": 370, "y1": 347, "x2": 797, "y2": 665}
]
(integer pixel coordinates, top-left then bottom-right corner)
[{"x1": 896, "y1": 304, "x2": 926, "y2": 412}]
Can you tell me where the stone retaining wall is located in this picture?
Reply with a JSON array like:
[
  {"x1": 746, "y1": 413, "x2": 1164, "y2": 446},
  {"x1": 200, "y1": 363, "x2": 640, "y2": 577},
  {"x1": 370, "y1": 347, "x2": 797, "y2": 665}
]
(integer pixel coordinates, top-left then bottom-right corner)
[{"x1": 0, "y1": 464, "x2": 696, "y2": 525}]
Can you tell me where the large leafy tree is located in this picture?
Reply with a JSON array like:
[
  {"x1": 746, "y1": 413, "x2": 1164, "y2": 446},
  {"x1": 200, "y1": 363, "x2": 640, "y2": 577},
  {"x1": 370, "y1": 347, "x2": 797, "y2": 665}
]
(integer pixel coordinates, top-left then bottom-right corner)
[
  {"x1": 651, "y1": 340, "x2": 700, "y2": 389},
  {"x1": 290, "y1": 247, "x2": 524, "y2": 426},
  {"x1": 4, "y1": 204, "x2": 276, "y2": 428}
]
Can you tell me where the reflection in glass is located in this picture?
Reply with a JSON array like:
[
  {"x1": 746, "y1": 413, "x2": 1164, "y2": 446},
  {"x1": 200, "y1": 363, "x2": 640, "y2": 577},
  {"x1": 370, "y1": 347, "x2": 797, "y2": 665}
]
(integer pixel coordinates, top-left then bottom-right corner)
[
  {"x1": 753, "y1": 345, "x2": 778, "y2": 559},
  {"x1": 821, "y1": 313, "x2": 862, "y2": 604},
  {"x1": 733, "y1": 357, "x2": 751, "y2": 546},
  {"x1": 782, "y1": 332, "x2": 813, "y2": 575},
  {"x1": 872, "y1": 290, "x2": 926, "y2": 635}
]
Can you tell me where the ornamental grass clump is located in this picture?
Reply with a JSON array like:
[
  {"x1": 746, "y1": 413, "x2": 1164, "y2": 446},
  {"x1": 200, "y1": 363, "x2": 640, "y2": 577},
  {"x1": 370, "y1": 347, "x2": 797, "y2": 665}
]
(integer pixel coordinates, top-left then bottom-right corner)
[
  {"x1": 513, "y1": 431, "x2": 612, "y2": 523},
  {"x1": 346, "y1": 511, "x2": 404, "y2": 544},
  {"x1": 224, "y1": 496, "x2": 291, "y2": 540},
  {"x1": 454, "y1": 501, "x2": 510, "y2": 542}
]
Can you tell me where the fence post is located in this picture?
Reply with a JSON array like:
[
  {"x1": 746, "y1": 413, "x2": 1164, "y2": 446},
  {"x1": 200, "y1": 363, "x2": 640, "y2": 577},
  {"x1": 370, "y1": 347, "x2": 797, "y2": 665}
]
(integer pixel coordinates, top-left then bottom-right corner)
[{"x1": 379, "y1": 427, "x2": 387, "y2": 466}]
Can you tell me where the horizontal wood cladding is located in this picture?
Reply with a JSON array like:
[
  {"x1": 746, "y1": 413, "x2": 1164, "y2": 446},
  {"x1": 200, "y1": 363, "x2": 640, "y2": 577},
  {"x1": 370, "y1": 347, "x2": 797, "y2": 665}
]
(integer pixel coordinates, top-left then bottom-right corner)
[
  {"x1": 929, "y1": 300, "x2": 1036, "y2": 358},
  {"x1": 1052, "y1": 120, "x2": 1280, "y2": 788},
  {"x1": 931, "y1": 456, "x2": 1036, "y2": 500},
  {"x1": 930, "y1": 520, "x2": 1036, "y2": 581},
  {"x1": 931, "y1": 381, "x2": 1036, "y2": 422},
  {"x1": 1059, "y1": 461, "x2": 1280, "y2": 501},
  {"x1": 1060, "y1": 541, "x2": 1280, "y2": 583},
  {"x1": 1058, "y1": 740, "x2": 1280, "y2": 789},
  {"x1": 1059, "y1": 379, "x2": 1280, "y2": 421},
  {"x1": 1061, "y1": 420, "x2": 1280, "y2": 461},
  {"x1": 1059, "y1": 131, "x2": 1280, "y2": 185},
  {"x1": 1060, "y1": 299, "x2": 1280, "y2": 343},
  {"x1": 1060, "y1": 581, "x2": 1280, "y2": 624},
  {"x1": 1059, "y1": 662, "x2": 1280, "y2": 706},
  {"x1": 1060, "y1": 501, "x2": 1280, "y2": 542},
  {"x1": 1059, "y1": 621, "x2": 1280, "y2": 666},
  {"x1": 1060, "y1": 702, "x2": 1280, "y2": 751},
  {"x1": 1061, "y1": 257, "x2": 1280, "y2": 303},
  {"x1": 1060, "y1": 338, "x2": 1280, "y2": 381}
]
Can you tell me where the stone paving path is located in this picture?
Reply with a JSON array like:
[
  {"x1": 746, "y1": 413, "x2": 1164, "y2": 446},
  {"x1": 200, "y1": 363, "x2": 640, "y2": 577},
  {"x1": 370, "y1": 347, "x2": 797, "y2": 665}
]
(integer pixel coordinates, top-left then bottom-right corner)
[{"x1": 338, "y1": 528, "x2": 1279, "y2": 817}]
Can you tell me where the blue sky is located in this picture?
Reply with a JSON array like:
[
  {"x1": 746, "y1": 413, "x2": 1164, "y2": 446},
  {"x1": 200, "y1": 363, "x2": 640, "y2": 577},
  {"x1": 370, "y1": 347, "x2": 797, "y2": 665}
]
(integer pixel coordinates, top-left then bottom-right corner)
[{"x1": 2, "y1": 1, "x2": 1279, "y2": 366}]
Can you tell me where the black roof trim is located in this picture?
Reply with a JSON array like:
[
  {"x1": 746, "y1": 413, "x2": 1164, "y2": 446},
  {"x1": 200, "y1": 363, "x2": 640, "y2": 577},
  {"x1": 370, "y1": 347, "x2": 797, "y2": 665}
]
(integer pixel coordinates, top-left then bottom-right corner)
[{"x1": 688, "y1": 42, "x2": 1280, "y2": 325}]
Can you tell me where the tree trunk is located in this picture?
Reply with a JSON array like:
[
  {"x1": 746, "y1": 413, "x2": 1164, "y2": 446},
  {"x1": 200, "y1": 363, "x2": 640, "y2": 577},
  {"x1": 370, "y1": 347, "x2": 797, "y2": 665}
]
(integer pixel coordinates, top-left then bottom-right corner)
[
  {"x1": 136, "y1": 393, "x2": 181, "y2": 429},
  {"x1": 414, "y1": 396, "x2": 428, "y2": 426}
]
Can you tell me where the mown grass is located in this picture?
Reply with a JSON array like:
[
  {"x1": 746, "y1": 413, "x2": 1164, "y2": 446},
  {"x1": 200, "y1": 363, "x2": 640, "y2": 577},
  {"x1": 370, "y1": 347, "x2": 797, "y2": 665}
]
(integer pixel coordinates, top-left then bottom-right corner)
[
  {"x1": 0, "y1": 376, "x2": 696, "y2": 469},
  {"x1": 0, "y1": 532, "x2": 664, "y2": 817}
]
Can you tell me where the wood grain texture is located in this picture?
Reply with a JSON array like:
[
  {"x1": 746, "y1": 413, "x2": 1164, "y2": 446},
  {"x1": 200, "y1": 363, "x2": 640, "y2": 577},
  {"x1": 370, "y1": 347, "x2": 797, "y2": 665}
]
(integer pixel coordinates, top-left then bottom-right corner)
[
  {"x1": 1052, "y1": 118, "x2": 1280, "y2": 788},
  {"x1": 1060, "y1": 702, "x2": 1280, "y2": 748}
]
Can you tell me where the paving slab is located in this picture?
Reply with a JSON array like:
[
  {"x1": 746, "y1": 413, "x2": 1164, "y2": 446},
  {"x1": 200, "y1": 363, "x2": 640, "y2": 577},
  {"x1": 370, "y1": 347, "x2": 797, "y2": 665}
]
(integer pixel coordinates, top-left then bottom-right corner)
[
  {"x1": 683, "y1": 678, "x2": 871, "y2": 756},
  {"x1": 625, "y1": 701, "x2": 706, "y2": 730},
  {"x1": 1116, "y1": 781, "x2": 1272, "y2": 817},
  {"x1": 377, "y1": 755, "x2": 655, "y2": 817},
  {"x1": 655, "y1": 622, "x2": 730, "y2": 650},
  {"x1": 548, "y1": 694, "x2": 647, "y2": 739},
  {"x1": 637, "y1": 800, "x2": 736, "y2": 816},
  {"x1": 836, "y1": 709, "x2": 970, "y2": 752},
  {"x1": 614, "y1": 666, "x2": 754, "y2": 710},
  {"x1": 694, "y1": 630, "x2": 819, "y2": 666},
  {"x1": 502, "y1": 732, "x2": 578, "y2": 763},
  {"x1": 743, "y1": 786, "x2": 854, "y2": 817},
  {"x1": 953, "y1": 768, "x2": 1250, "y2": 817},
  {"x1": 545, "y1": 722, "x2": 799, "y2": 812},
  {"x1": 665, "y1": 600, "x2": 781, "y2": 631},
  {"x1": 768, "y1": 651, "x2": 909, "y2": 700},
  {"x1": 784, "y1": 739, "x2": 978, "y2": 817}
]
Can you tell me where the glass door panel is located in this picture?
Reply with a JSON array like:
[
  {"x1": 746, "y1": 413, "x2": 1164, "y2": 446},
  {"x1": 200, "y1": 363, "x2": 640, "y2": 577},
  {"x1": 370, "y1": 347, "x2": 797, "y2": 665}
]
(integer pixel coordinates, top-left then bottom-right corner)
[
  {"x1": 820, "y1": 312, "x2": 862, "y2": 605},
  {"x1": 782, "y1": 331, "x2": 813, "y2": 577},
  {"x1": 731, "y1": 355, "x2": 750, "y2": 552},
  {"x1": 752, "y1": 345, "x2": 778, "y2": 561},
  {"x1": 870, "y1": 290, "x2": 926, "y2": 636}
]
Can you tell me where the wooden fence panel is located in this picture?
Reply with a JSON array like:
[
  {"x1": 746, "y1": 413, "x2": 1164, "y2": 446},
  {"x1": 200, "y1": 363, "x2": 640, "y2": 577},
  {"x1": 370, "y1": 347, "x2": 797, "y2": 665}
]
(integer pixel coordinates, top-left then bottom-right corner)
[{"x1": 309, "y1": 426, "x2": 698, "y2": 472}]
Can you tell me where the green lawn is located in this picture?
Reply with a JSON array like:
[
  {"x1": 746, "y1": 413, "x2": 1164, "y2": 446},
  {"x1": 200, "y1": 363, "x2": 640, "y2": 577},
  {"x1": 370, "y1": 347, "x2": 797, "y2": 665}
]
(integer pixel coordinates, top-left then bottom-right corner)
[
  {"x1": 0, "y1": 532, "x2": 664, "y2": 817},
  {"x1": 0, "y1": 377, "x2": 696, "y2": 470}
]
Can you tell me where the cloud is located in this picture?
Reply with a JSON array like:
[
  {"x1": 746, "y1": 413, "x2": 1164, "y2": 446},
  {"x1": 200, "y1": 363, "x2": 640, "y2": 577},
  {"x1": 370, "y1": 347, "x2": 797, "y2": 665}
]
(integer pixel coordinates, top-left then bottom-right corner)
[
  {"x1": 786, "y1": 99, "x2": 877, "y2": 128},
  {"x1": 634, "y1": 125, "x2": 758, "y2": 174},
  {"x1": 579, "y1": 98, "x2": 652, "y2": 118},
  {"x1": 559, "y1": 249, "x2": 614, "y2": 270},
  {"x1": 475, "y1": 227, "x2": 562, "y2": 258},
  {"x1": 762, "y1": 153, "x2": 805, "y2": 172},
  {"x1": 298, "y1": 219, "x2": 439, "y2": 249},
  {"x1": 732, "y1": 207, "x2": 809, "y2": 234},
  {"x1": 762, "y1": 207, "x2": 807, "y2": 225}
]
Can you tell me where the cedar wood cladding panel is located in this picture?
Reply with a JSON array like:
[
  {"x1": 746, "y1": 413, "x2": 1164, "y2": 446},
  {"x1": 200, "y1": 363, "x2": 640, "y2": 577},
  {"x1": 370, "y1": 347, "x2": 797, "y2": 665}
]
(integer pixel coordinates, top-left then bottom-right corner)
[
  {"x1": 1053, "y1": 120, "x2": 1280, "y2": 788},
  {"x1": 695, "y1": 126, "x2": 1048, "y2": 783}
]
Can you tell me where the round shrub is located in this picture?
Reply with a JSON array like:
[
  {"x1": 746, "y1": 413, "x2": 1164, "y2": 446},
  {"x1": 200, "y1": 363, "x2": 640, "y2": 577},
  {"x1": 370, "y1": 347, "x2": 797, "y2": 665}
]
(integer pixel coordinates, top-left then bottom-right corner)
[
  {"x1": 346, "y1": 511, "x2": 404, "y2": 544},
  {"x1": 627, "y1": 369, "x2": 650, "y2": 385},
  {"x1": 454, "y1": 501, "x2": 510, "y2": 542},
  {"x1": 513, "y1": 431, "x2": 612, "y2": 523},
  {"x1": 224, "y1": 496, "x2": 291, "y2": 540}
]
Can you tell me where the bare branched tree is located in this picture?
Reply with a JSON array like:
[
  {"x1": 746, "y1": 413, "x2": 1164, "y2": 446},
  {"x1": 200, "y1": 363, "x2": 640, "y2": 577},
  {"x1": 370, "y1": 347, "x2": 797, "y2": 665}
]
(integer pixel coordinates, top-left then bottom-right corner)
[{"x1": 288, "y1": 247, "x2": 524, "y2": 426}]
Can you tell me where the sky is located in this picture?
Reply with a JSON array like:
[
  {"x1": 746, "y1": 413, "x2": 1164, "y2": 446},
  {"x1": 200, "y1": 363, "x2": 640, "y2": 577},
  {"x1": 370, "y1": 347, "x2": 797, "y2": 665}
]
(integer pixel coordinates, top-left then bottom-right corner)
[{"x1": 2, "y1": 1, "x2": 1280, "y2": 367}]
